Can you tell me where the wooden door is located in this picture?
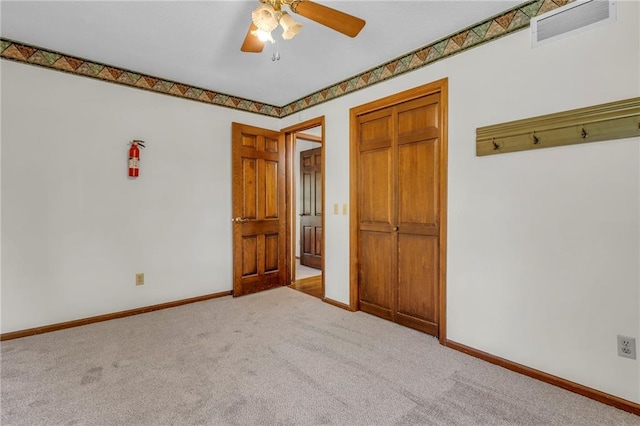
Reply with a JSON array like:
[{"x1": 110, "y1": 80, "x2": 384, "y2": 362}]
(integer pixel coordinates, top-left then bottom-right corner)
[
  {"x1": 299, "y1": 147, "x2": 322, "y2": 269},
  {"x1": 357, "y1": 107, "x2": 395, "y2": 321},
  {"x1": 356, "y1": 92, "x2": 443, "y2": 336},
  {"x1": 232, "y1": 122, "x2": 286, "y2": 297}
]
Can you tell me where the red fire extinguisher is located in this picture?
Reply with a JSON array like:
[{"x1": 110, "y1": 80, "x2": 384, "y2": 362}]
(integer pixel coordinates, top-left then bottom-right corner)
[{"x1": 128, "y1": 140, "x2": 145, "y2": 178}]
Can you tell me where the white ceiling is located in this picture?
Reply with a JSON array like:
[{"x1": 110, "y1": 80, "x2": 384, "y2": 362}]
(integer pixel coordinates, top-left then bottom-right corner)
[{"x1": 1, "y1": 1, "x2": 522, "y2": 106}]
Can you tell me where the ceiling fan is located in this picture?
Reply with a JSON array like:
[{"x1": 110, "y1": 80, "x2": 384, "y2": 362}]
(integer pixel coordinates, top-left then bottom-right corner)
[{"x1": 241, "y1": 0, "x2": 366, "y2": 53}]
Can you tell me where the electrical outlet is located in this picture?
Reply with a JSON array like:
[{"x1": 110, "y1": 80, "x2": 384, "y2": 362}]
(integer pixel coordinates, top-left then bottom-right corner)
[
  {"x1": 136, "y1": 273, "x2": 144, "y2": 286},
  {"x1": 617, "y1": 335, "x2": 636, "y2": 359}
]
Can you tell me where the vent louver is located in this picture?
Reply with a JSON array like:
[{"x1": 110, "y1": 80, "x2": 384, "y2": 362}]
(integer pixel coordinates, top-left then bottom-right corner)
[{"x1": 531, "y1": 0, "x2": 616, "y2": 47}]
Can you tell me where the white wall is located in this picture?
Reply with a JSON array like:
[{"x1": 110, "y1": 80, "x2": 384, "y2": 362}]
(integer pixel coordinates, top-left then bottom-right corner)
[
  {"x1": 1, "y1": 61, "x2": 279, "y2": 332},
  {"x1": 283, "y1": 1, "x2": 640, "y2": 403},
  {"x1": 2, "y1": 0, "x2": 638, "y2": 405}
]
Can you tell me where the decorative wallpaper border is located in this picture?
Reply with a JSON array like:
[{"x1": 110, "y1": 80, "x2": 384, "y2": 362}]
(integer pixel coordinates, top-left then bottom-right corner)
[
  {"x1": 280, "y1": 0, "x2": 571, "y2": 116},
  {"x1": 1, "y1": 0, "x2": 569, "y2": 118},
  {"x1": 0, "y1": 40, "x2": 283, "y2": 117}
]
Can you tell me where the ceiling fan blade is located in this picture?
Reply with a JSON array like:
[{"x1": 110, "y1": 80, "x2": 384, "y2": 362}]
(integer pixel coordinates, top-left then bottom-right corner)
[
  {"x1": 291, "y1": 1, "x2": 365, "y2": 38},
  {"x1": 241, "y1": 23, "x2": 265, "y2": 53}
]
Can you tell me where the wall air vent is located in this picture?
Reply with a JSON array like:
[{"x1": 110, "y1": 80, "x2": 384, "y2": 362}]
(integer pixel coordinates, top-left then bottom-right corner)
[{"x1": 531, "y1": 0, "x2": 616, "y2": 47}]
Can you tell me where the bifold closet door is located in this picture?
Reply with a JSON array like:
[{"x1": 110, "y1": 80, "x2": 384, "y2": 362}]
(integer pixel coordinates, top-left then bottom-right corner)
[
  {"x1": 357, "y1": 93, "x2": 442, "y2": 336},
  {"x1": 358, "y1": 107, "x2": 396, "y2": 321}
]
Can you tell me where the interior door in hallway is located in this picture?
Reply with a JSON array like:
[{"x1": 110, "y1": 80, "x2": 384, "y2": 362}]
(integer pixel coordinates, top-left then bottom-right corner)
[
  {"x1": 232, "y1": 122, "x2": 286, "y2": 297},
  {"x1": 356, "y1": 91, "x2": 443, "y2": 336},
  {"x1": 299, "y1": 147, "x2": 322, "y2": 269}
]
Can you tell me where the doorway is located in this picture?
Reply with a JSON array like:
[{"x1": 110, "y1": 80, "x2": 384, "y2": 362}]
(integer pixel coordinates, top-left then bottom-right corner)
[
  {"x1": 231, "y1": 118, "x2": 325, "y2": 299},
  {"x1": 283, "y1": 118, "x2": 324, "y2": 299}
]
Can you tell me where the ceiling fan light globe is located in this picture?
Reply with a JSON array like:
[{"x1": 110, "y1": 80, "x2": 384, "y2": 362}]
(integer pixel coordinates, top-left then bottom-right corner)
[
  {"x1": 282, "y1": 28, "x2": 300, "y2": 40},
  {"x1": 279, "y1": 13, "x2": 302, "y2": 39},
  {"x1": 252, "y1": 29, "x2": 275, "y2": 43},
  {"x1": 252, "y1": 4, "x2": 279, "y2": 32}
]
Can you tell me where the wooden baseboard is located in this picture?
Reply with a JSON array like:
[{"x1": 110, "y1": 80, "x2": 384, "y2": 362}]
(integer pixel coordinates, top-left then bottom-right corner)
[
  {"x1": 1, "y1": 290, "x2": 232, "y2": 341},
  {"x1": 445, "y1": 340, "x2": 640, "y2": 416},
  {"x1": 323, "y1": 297, "x2": 353, "y2": 311}
]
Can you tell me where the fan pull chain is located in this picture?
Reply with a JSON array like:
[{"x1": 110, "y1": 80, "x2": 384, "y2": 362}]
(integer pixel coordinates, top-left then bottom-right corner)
[{"x1": 271, "y1": 39, "x2": 280, "y2": 61}]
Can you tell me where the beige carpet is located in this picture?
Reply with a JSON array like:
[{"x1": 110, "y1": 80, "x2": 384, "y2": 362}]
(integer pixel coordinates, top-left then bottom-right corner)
[{"x1": 1, "y1": 287, "x2": 637, "y2": 425}]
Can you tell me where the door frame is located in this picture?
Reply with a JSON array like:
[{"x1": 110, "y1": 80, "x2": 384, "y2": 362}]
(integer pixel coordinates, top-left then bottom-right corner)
[
  {"x1": 349, "y1": 79, "x2": 448, "y2": 344},
  {"x1": 281, "y1": 116, "x2": 325, "y2": 295}
]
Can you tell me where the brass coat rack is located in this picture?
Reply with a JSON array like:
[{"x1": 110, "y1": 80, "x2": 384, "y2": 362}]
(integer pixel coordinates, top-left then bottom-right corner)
[{"x1": 476, "y1": 97, "x2": 640, "y2": 156}]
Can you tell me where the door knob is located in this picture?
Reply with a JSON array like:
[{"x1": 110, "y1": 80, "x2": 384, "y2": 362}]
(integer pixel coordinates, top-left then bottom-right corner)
[
  {"x1": 392, "y1": 226, "x2": 399, "y2": 232},
  {"x1": 232, "y1": 217, "x2": 249, "y2": 223}
]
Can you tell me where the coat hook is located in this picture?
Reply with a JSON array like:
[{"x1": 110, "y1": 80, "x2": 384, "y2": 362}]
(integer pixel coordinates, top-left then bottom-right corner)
[
  {"x1": 492, "y1": 138, "x2": 500, "y2": 150},
  {"x1": 533, "y1": 133, "x2": 540, "y2": 145},
  {"x1": 581, "y1": 127, "x2": 588, "y2": 139}
]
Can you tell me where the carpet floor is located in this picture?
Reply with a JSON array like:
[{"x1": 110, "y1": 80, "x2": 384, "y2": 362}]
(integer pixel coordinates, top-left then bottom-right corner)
[{"x1": 1, "y1": 287, "x2": 637, "y2": 425}]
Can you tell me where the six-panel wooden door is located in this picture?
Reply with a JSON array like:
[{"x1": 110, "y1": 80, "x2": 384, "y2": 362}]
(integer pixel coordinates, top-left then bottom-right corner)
[
  {"x1": 356, "y1": 92, "x2": 443, "y2": 336},
  {"x1": 300, "y1": 147, "x2": 323, "y2": 269},
  {"x1": 231, "y1": 122, "x2": 286, "y2": 297}
]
